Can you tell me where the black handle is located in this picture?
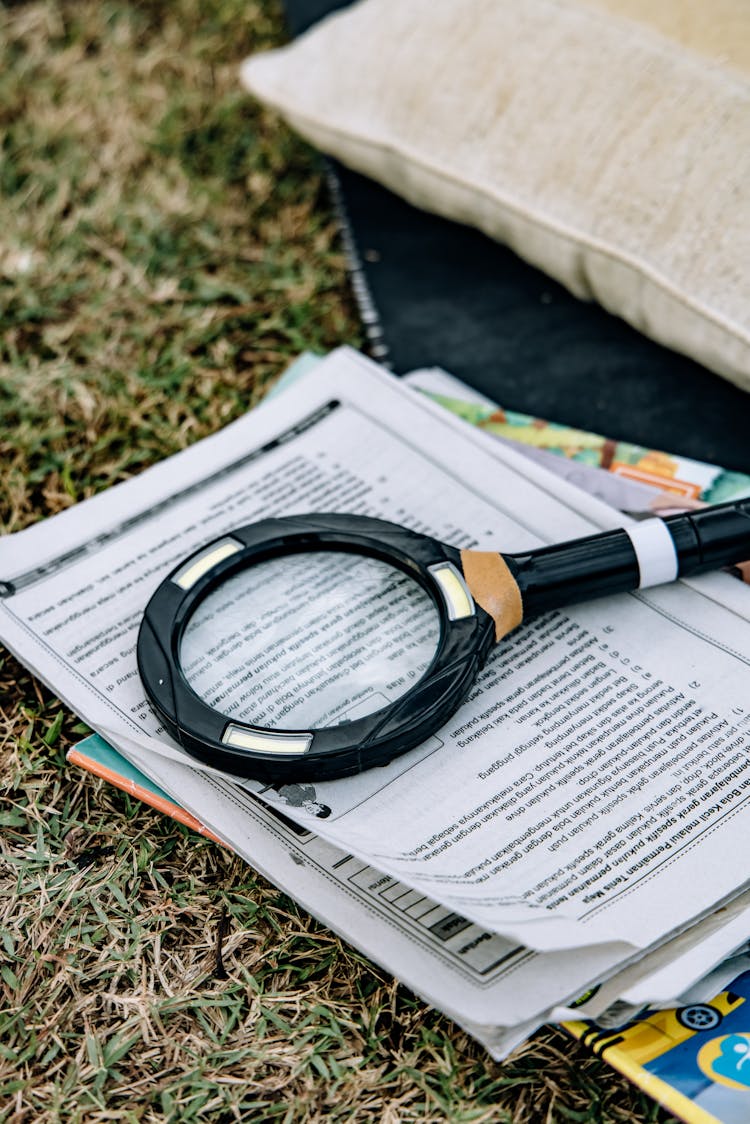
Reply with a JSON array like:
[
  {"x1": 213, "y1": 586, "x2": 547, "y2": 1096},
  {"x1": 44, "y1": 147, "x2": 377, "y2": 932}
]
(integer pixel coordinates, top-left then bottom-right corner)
[
  {"x1": 665, "y1": 501, "x2": 750, "y2": 574},
  {"x1": 504, "y1": 498, "x2": 750, "y2": 617}
]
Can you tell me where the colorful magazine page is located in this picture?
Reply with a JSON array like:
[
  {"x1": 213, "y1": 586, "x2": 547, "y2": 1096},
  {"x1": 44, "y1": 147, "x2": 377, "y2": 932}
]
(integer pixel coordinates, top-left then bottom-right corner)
[
  {"x1": 282, "y1": 354, "x2": 750, "y2": 509},
  {"x1": 417, "y1": 387, "x2": 750, "y2": 506},
  {"x1": 69, "y1": 734, "x2": 224, "y2": 845},
  {"x1": 567, "y1": 978, "x2": 750, "y2": 1124}
]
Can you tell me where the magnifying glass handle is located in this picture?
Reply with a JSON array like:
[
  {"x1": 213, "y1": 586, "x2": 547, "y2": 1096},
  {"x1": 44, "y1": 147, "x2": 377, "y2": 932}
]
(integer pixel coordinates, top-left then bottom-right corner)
[{"x1": 503, "y1": 498, "x2": 750, "y2": 617}]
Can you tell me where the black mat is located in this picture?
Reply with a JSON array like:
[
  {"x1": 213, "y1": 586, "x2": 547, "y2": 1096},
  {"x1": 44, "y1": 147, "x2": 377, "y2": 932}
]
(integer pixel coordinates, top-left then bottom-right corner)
[{"x1": 283, "y1": 0, "x2": 750, "y2": 471}]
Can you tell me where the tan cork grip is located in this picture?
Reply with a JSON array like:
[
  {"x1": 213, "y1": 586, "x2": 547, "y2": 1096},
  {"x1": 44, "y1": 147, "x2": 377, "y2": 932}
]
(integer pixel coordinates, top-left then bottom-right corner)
[{"x1": 460, "y1": 550, "x2": 523, "y2": 642}]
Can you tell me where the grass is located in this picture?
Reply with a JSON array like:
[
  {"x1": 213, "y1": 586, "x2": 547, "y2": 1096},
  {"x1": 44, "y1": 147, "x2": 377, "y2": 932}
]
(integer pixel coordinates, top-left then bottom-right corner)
[{"x1": 0, "y1": 2, "x2": 680, "y2": 1121}]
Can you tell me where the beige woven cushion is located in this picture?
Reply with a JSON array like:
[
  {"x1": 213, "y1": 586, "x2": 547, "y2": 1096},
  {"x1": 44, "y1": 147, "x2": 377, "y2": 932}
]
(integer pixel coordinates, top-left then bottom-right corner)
[{"x1": 241, "y1": 0, "x2": 750, "y2": 391}]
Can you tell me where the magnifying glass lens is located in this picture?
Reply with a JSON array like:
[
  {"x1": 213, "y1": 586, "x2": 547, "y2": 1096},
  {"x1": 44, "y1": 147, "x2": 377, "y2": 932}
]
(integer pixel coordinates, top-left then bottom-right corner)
[{"x1": 179, "y1": 551, "x2": 441, "y2": 730}]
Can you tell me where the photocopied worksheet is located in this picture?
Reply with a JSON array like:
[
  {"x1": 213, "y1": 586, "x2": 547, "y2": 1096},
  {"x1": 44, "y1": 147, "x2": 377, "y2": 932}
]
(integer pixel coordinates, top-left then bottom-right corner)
[{"x1": 3, "y1": 348, "x2": 750, "y2": 968}]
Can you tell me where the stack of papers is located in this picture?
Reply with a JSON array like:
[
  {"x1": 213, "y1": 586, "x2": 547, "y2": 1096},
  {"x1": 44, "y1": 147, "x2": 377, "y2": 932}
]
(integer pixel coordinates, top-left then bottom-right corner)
[{"x1": 3, "y1": 348, "x2": 750, "y2": 1118}]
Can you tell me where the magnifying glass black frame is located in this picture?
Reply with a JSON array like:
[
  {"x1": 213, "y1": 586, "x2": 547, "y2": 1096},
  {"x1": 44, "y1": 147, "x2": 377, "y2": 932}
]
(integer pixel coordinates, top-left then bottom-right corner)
[
  {"x1": 138, "y1": 500, "x2": 750, "y2": 783},
  {"x1": 137, "y1": 513, "x2": 496, "y2": 782}
]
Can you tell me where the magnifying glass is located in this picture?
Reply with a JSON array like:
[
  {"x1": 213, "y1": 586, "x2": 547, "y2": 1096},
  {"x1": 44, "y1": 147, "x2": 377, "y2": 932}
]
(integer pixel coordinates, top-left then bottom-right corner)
[{"x1": 137, "y1": 503, "x2": 750, "y2": 782}]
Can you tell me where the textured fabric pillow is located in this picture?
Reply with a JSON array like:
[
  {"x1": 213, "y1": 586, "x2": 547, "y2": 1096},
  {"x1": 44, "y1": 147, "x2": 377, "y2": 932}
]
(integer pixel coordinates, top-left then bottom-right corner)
[{"x1": 240, "y1": 0, "x2": 750, "y2": 392}]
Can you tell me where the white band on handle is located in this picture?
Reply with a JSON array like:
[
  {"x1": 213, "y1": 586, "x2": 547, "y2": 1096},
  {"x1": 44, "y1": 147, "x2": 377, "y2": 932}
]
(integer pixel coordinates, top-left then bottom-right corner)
[{"x1": 625, "y1": 519, "x2": 679, "y2": 588}]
